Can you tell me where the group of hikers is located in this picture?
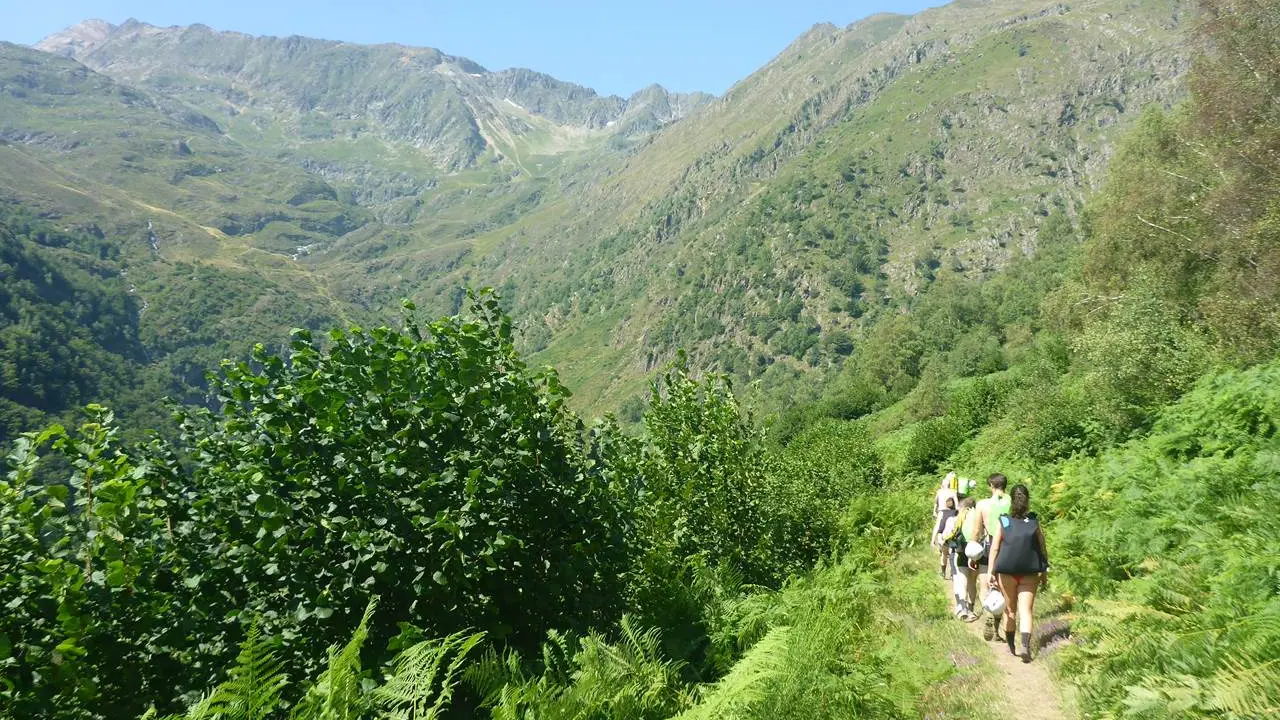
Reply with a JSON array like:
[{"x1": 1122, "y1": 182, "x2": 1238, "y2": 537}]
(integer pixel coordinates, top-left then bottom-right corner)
[{"x1": 931, "y1": 471, "x2": 1050, "y2": 663}]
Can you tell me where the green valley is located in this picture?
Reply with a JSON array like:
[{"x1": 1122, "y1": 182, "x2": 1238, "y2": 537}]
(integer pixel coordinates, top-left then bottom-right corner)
[
  {"x1": 3, "y1": 0, "x2": 1195, "y2": 431},
  {"x1": 1, "y1": 0, "x2": 1278, "y2": 717}
]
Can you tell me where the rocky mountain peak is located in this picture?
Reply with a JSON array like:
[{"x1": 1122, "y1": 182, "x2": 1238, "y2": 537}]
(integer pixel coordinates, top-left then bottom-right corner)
[
  {"x1": 33, "y1": 19, "x2": 116, "y2": 57},
  {"x1": 28, "y1": 19, "x2": 717, "y2": 170}
]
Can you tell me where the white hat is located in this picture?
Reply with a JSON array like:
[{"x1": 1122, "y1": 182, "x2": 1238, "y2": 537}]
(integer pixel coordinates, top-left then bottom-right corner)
[{"x1": 965, "y1": 541, "x2": 985, "y2": 560}]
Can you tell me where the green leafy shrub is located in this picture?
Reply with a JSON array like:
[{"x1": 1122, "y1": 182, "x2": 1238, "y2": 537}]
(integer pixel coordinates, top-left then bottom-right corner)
[
  {"x1": 902, "y1": 377, "x2": 1008, "y2": 475},
  {"x1": 768, "y1": 420, "x2": 884, "y2": 573},
  {"x1": 0, "y1": 293, "x2": 637, "y2": 716},
  {"x1": 623, "y1": 366, "x2": 779, "y2": 669},
  {"x1": 1071, "y1": 275, "x2": 1211, "y2": 438},
  {"x1": 0, "y1": 408, "x2": 185, "y2": 719},
  {"x1": 676, "y1": 482, "x2": 924, "y2": 720},
  {"x1": 174, "y1": 291, "x2": 632, "y2": 676},
  {"x1": 635, "y1": 365, "x2": 774, "y2": 586}
]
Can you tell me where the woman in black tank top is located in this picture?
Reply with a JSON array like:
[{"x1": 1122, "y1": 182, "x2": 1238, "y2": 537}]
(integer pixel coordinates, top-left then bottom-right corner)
[{"x1": 986, "y1": 484, "x2": 1050, "y2": 663}]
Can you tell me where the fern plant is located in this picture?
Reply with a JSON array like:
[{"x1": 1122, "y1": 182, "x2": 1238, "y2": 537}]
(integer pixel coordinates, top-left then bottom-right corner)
[
  {"x1": 290, "y1": 598, "x2": 379, "y2": 720},
  {"x1": 468, "y1": 615, "x2": 692, "y2": 720},
  {"x1": 370, "y1": 631, "x2": 484, "y2": 720},
  {"x1": 154, "y1": 625, "x2": 289, "y2": 720},
  {"x1": 150, "y1": 600, "x2": 486, "y2": 720},
  {"x1": 1044, "y1": 360, "x2": 1280, "y2": 718},
  {"x1": 675, "y1": 626, "x2": 791, "y2": 720}
]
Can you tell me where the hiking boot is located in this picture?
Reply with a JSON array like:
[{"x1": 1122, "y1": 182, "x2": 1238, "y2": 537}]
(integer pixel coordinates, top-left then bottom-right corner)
[{"x1": 983, "y1": 614, "x2": 997, "y2": 641}]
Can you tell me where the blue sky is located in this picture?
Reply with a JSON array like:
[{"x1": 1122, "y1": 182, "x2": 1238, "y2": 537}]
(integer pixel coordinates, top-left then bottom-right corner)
[{"x1": 0, "y1": 0, "x2": 941, "y2": 96}]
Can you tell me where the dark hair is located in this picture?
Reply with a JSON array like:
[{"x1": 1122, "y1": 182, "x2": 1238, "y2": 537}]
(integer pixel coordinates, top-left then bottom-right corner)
[
  {"x1": 1009, "y1": 484, "x2": 1030, "y2": 519},
  {"x1": 988, "y1": 473, "x2": 1008, "y2": 491},
  {"x1": 945, "y1": 497, "x2": 956, "y2": 509},
  {"x1": 961, "y1": 496, "x2": 977, "y2": 509}
]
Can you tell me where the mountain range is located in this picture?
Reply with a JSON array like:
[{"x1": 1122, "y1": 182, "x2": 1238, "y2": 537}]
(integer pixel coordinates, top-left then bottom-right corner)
[{"x1": 0, "y1": 0, "x2": 1192, "y2": 436}]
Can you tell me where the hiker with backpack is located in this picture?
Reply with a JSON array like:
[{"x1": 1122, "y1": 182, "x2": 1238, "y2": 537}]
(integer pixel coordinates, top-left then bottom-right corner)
[
  {"x1": 973, "y1": 473, "x2": 1012, "y2": 641},
  {"x1": 933, "y1": 471, "x2": 958, "y2": 522},
  {"x1": 931, "y1": 472, "x2": 958, "y2": 570},
  {"x1": 933, "y1": 496, "x2": 958, "y2": 578},
  {"x1": 944, "y1": 493, "x2": 979, "y2": 620},
  {"x1": 986, "y1": 484, "x2": 1050, "y2": 663}
]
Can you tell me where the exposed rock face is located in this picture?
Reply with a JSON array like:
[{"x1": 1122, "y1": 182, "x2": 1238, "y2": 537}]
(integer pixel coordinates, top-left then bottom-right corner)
[
  {"x1": 35, "y1": 20, "x2": 714, "y2": 170},
  {"x1": 33, "y1": 18, "x2": 116, "y2": 57}
]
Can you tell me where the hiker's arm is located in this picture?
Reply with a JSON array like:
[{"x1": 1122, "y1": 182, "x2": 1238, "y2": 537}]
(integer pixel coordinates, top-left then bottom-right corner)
[{"x1": 929, "y1": 496, "x2": 938, "y2": 540}]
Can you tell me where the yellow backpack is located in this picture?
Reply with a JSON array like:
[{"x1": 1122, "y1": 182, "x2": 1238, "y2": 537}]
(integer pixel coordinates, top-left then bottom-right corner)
[{"x1": 944, "y1": 507, "x2": 969, "y2": 544}]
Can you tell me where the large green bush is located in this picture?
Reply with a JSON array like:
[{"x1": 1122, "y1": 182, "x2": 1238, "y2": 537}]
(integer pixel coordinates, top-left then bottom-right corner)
[
  {"x1": 0, "y1": 293, "x2": 637, "y2": 716},
  {"x1": 0, "y1": 410, "x2": 185, "y2": 719},
  {"x1": 1, "y1": 294, "x2": 893, "y2": 718},
  {"x1": 902, "y1": 376, "x2": 1008, "y2": 475},
  {"x1": 173, "y1": 292, "x2": 633, "y2": 675},
  {"x1": 769, "y1": 419, "x2": 884, "y2": 573}
]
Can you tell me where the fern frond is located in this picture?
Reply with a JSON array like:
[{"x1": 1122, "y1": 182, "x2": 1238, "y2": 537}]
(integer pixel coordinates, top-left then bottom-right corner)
[
  {"x1": 203, "y1": 625, "x2": 288, "y2": 720},
  {"x1": 464, "y1": 646, "x2": 529, "y2": 706},
  {"x1": 676, "y1": 625, "x2": 792, "y2": 720},
  {"x1": 291, "y1": 597, "x2": 379, "y2": 720},
  {"x1": 1207, "y1": 655, "x2": 1280, "y2": 717},
  {"x1": 521, "y1": 615, "x2": 690, "y2": 718},
  {"x1": 541, "y1": 628, "x2": 578, "y2": 685},
  {"x1": 618, "y1": 616, "x2": 664, "y2": 666},
  {"x1": 372, "y1": 630, "x2": 484, "y2": 720}
]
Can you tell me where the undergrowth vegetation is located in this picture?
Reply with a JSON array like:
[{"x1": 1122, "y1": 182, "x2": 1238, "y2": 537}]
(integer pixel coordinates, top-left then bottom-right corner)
[
  {"x1": 1, "y1": 290, "x2": 947, "y2": 719},
  {"x1": 865, "y1": 3, "x2": 1280, "y2": 714},
  {"x1": 1, "y1": 1, "x2": 1276, "y2": 718},
  {"x1": 1047, "y1": 364, "x2": 1280, "y2": 717}
]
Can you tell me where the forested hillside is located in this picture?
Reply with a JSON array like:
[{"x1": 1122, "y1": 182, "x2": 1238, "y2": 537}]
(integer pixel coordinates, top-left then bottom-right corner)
[
  {"x1": 1, "y1": 0, "x2": 1278, "y2": 717},
  {"x1": 1, "y1": 0, "x2": 1197, "y2": 439},
  {"x1": 437, "y1": 0, "x2": 1195, "y2": 413},
  {"x1": 0, "y1": 203, "x2": 149, "y2": 437}
]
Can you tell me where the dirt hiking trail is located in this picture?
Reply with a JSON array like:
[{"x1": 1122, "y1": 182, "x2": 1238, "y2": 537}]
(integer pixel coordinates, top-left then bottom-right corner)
[{"x1": 942, "y1": 576, "x2": 1070, "y2": 719}]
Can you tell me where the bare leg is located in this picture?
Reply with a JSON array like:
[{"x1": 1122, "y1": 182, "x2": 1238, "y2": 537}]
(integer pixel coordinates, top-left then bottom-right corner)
[
  {"x1": 951, "y1": 556, "x2": 967, "y2": 613},
  {"x1": 1018, "y1": 586, "x2": 1036, "y2": 634},
  {"x1": 1017, "y1": 583, "x2": 1037, "y2": 662},
  {"x1": 997, "y1": 574, "x2": 1018, "y2": 654},
  {"x1": 963, "y1": 566, "x2": 977, "y2": 617},
  {"x1": 979, "y1": 568, "x2": 998, "y2": 639}
]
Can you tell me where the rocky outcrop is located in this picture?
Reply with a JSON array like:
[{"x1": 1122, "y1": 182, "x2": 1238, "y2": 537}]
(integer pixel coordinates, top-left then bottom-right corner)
[{"x1": 34, "y1": 20, "x2": 716, "y2": 171}]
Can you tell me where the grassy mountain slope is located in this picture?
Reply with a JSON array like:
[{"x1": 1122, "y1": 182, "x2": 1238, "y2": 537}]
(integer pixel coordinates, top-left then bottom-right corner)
[
  {"x1": 463, "y1": 0, "x2": 1194, "y2": 413},
  {"x1": 0, "y1": 43, "x2": 362, "y2": 437},
  {"x1": 5, "y1": 0, "x2": 1195, "y2": 431},
  {"x1": 37, "y1": 19, "x2": 711, "y2": 225}
]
